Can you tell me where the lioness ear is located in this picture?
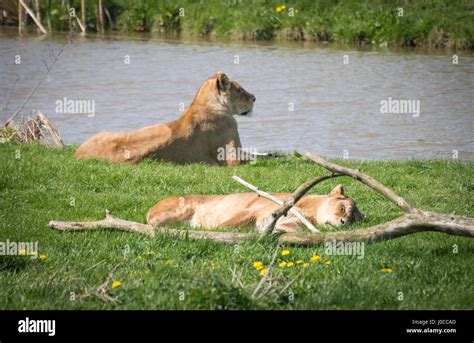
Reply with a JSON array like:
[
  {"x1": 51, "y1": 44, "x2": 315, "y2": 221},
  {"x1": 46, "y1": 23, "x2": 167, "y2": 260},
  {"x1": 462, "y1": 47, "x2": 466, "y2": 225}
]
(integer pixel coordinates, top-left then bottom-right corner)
[
  {"x1": 329, "y1": 184, "x2": 345, "y2": 196},
  {"x1": 217, "y1": 72, "x2": 231, "y2": 92}
]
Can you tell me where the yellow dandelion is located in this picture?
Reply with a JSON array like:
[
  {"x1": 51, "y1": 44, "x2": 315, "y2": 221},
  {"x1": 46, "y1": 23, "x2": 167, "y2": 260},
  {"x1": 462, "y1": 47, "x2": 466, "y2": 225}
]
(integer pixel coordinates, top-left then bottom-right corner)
[
  {"x1": 39, "y1": 254, "x2": 48, "y2": 261},
  {"x1": 287, "y1": 262, "x2": 294, "y2": 268},
  {"x1": 281, "y1": 5, "x2": 286, "y2": 10},
  {"x1": 111, "y1": 281, "x2": 121, "y2": 289},
  {"x1": 19, "y1": 248, "x2": 27, "y2": 255},
  {"x1": 295, "y1": 9, "x2": 299, "y2": 13},
  {"x1": 296, "y1": 259, "x2": 303, "y2": 265},
  {"x1": 324, "y1": 260, "x2": 332, "y2": 265},
  {"x1": 276, "y1": 6, "x2": 283, "y2": 13},
  {"x1": 380, "y1": 268, "x2": 393, "y2": 273},
  {"x1": 311, "y1": 255, "x2": 321, "y2": 263},
  {"x1": 260, "y1": 268, "x2": 268, "y2": 276},
  {"x1": 281, "y1": 250, "x2": 290, "y2": 256},
  {"x1": 278, "y1": 261, "x2": 287, "y2": 268},
  {"x1": 253, "y1": 261, "x2": 264, "y2": 270},
  {"x1": 303, "y1": 263, "x2": 309, "y2": 268}
]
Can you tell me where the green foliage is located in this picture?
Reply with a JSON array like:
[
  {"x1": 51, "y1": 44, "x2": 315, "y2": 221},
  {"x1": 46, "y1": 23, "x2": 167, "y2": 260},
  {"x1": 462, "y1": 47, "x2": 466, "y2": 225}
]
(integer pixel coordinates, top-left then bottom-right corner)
[
  {"x1": 0, "y1": 142, "x2": 473, "y2": 309},
  {"x1": 115, "y1": 0, "x2": 159, "y2": 32},
  {"x1": 7, "y1": 0, "x2": 473, "y2": 49}
]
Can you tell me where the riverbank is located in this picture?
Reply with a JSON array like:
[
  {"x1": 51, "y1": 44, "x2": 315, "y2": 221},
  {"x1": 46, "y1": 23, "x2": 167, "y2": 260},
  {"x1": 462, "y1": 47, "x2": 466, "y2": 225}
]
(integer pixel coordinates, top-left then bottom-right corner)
[
  {"x1": 2, "y1": 0, "x2": 473, "y2": 50},
  {"x1": 0, "y1": 142, "x2": 473, "y2": 309}
]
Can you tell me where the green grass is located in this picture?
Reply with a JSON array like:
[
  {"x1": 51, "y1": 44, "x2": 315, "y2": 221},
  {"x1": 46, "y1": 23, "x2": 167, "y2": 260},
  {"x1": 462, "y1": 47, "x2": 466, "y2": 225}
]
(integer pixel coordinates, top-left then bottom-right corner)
[
  {"x1": 5, "y1": 0, "x2": 474, "y2": 49},
  {"x1": 0, "y1": 142, "x2": 473, "y2": 310}
]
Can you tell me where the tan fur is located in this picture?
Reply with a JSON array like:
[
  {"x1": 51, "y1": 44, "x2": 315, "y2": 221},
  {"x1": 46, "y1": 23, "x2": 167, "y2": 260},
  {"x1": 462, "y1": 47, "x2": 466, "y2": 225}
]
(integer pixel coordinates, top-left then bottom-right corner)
[
  {"x1": 75, "y1": 72, "x2": 255, "y2": 165},
  {"x1": 146, "y1": 185, "x2": 364, "y2": 233}
]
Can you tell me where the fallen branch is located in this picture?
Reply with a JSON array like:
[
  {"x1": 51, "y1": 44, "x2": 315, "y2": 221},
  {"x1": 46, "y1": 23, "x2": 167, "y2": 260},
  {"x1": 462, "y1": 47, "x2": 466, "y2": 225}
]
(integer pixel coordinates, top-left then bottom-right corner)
[
  {"x1": 279, "y1": 213, "x2": 474, "y2": 245},
  {"x1": 305, "y1": 153, "x2": 416, "y2": 214},
  {"x1": 49, "y1": 210, "x2": 255, "y2": 244},
  {"x1": 277, "y1": 153, "x2": 474, "y2": 245}
]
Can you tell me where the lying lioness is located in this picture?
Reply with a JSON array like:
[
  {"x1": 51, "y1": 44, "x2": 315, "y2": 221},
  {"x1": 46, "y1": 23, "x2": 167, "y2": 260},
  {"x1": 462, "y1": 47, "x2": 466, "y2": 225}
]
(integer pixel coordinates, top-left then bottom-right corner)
[
  {"x1": 75, "y1": 72, "x2": 255, "y2": 165},
  {"x1": 147, "y1": 185, "x2": 363, "y2": 233}
]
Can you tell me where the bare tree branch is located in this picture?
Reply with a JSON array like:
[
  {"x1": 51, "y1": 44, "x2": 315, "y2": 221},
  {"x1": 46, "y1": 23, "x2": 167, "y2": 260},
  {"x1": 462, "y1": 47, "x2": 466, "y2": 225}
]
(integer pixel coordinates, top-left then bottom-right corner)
[
  {"x1": 279, "y1": 212, "x2": 474, "y2": 245},
  {"x1": 304, "y1": 153, "x2": 417, "y2": 214},
  {"x1": 49, "y1": 210, "x2": 255, "y2": 244},
  {"x1": 276, "y1": 153, "x2": 474, "y2": 246}
]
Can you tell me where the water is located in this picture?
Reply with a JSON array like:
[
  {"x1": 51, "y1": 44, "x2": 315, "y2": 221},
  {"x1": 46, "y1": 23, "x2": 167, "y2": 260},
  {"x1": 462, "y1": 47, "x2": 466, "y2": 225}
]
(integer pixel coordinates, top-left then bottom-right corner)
[{"x1": 1, "y1": 28, "x2": 473, "y2": 160}]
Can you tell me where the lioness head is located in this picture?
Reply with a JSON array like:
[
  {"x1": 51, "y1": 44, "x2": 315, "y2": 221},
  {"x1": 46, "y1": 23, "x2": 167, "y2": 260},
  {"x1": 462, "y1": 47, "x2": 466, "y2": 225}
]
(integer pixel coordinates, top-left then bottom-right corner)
[
  {"x1": 195, "y1": 72, "x2": 255, "y2": 116},
  {"x1": 316, "y1": 184, "x2": 364, "y2": 227}
]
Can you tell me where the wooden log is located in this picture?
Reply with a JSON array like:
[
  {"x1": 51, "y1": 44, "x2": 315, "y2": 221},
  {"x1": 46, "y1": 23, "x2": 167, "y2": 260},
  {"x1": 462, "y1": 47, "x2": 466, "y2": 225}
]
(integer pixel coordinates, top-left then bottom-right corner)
[
  {"x1": 49, "y1": 210, "x2": 255, "y2": 244},
  {"x1": 279, "y1": 211, "x2": 474, "y2": 245}
]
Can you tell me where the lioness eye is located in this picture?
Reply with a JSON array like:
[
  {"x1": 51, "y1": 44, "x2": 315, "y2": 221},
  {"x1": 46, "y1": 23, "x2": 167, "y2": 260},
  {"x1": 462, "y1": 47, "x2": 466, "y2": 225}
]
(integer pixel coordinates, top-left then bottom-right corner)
[{"x1": 340, "y1": 205, "x2": 346, "y2": 213}]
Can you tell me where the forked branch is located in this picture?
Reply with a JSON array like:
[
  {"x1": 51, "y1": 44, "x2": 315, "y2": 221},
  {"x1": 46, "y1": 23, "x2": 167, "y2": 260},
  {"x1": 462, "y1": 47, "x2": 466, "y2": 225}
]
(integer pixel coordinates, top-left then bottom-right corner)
[
  {"x1": 304, "y1": 153, "x2": 417, "y2": 214},
  {"x1": 277, "y1": 153, "x2": 474, "y2": 245}
]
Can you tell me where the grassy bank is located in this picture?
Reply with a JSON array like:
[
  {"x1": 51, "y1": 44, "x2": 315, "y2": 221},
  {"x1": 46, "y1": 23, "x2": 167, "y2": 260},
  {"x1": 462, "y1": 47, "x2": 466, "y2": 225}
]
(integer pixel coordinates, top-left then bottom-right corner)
[
  {"x1": 3, "y1": 0, "x2": 473, "y2": 49},
  {"x1": 0, "y1": 142, "x2": 473, "y2": 309}
]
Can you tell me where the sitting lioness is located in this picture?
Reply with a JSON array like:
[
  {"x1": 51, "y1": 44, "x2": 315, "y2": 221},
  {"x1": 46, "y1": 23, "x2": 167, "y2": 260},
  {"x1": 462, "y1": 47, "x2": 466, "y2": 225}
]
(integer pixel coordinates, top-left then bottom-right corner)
[
  {"x1": 147, "y1": 185, "x2": 363, "y2": 233},
  {"x1": 75, "y1": 72, "x2": 255, "y2": 165}
]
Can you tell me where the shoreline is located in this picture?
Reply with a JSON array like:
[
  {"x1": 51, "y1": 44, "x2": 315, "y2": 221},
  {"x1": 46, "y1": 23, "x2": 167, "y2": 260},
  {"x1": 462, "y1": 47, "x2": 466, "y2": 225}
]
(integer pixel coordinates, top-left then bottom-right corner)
[
  {"x1": 2, "y1": 0, "x2": 473, "y2": 51},
  {"x1": 2, "y1": 25, "x2": 474, "y2": 58}
]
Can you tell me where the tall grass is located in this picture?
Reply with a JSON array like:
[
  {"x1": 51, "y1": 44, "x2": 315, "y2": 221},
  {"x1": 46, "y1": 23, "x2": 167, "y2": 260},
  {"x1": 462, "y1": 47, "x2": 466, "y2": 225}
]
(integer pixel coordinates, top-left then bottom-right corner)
[{"x1": 3, "y1": 0, "x2": 473, "y2": 49}]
